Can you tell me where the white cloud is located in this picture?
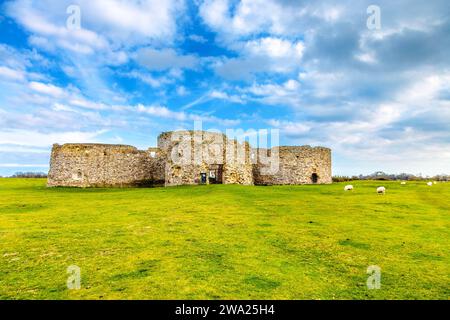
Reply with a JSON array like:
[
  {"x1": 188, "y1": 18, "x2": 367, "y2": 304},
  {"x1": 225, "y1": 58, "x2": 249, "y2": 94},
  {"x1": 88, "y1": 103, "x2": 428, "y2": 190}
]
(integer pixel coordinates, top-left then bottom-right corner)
[
  {"x1": 28, "y1": 81, "x2": 65, "y2": 97},
  {"x1": 0, "y1": 129, "x2": 107, "y2": 147},
  {"x1": 267, "y1": 119, "x2": 311, "y2": 136},
  {"x1": 198, "y1": 0, "x2": 341, "y2": 39},
  {"x1": 243, "y1": 79, "x2": 301, "y2": 106},
  {"x1": 0, "y1": 45, "x2": 50, "y2": 84},
  {"x1": 213, "y1": 37, "x2": 304, "y2": 79},
  {"x1": 82, "y1": 0, "x2": 184, "y2": 44},
  {"x1": 121, "y1": 70, "x2": 172, "y2": 88},
  {"x1": 137, "y1": 104, "x2": 187, "y2": 121},
  {"x1": 209, "y1": 90, "x2": 244, "y2": 103},
  {"x1": 6, "y1": 0, "x2": 185, "y2": 49},
  {"x1": 135, "y1": 48, "x2": 199, "y2": 71},
  {"x1": 0, "y1": 144, "x2": 49, "y2": 153},
  {"x1": 399, "y1": 74, "x2": 450, "y2": 105},
  {"x1": 355, "y1": 52, "x2": 377, "y2": 64},
  {"x1": 188, "y1": 34, "x2": 208, "y2": 43},
  {"x1": 181, "y1": 89, "x2": 246, "y2": 110},
  {"x1": 136, "y1": 103, "x2": 240, "y2": 126},
  {"x1": 199, "y1": 0, "x2": 231, "y2": 31},
  {"x1": 0, "y1": 66, "x2": 25, "y2": 81},
  {"x1": 176, "y1": 86, "x2": 189, "y2": 96},
  {"x1": 6, "y1": 1, "x2": 109, "y2": 55},
  {"x1": 68, "y1": 98, "x2": 108, "y2": 111},
  {"x1": 52, "y1": 103, "x2": 77, "y2": 113},
  {"x1": 298, "y1": 71, "x2": 348, "y2": 98},
  {"x1": 243, "y1": 37, "x2": 304, "y2": 59}
]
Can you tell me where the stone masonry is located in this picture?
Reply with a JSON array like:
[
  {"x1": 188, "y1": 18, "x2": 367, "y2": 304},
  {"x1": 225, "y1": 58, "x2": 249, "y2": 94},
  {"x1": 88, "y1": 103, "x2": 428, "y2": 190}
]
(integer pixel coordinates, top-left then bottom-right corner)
[{"x1": 47, "y1": 131, "x2": 332, "y2": 187}]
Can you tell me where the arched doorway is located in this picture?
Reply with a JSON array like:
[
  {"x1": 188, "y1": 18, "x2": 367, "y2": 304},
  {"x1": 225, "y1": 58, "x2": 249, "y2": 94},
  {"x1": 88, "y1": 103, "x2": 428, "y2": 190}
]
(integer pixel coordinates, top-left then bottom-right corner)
[{"x1": 311, "y1": 173, "x2": 318, "y2": 184}]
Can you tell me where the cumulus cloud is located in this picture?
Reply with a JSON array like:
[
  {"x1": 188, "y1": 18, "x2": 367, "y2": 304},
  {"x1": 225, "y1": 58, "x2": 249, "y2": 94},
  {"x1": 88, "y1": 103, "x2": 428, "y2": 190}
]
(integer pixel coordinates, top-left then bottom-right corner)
[
  {"x1": 213, "y1": 37, "x2": 304, "y2": 80},
  {"x1": 6, "y1": 0, "x2": 185, "y2": 48},
  {"x1": 241, "y1": 79, "x2": 302, "y2": 107},
  {"x1": 198, "y1": 0, "x2": 360, "y2": 43}
]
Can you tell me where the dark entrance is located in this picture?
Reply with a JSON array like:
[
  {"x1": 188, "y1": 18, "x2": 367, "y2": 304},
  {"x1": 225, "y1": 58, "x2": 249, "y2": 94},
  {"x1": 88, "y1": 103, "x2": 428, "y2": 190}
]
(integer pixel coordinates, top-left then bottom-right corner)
[
  {"x1": 311, "y1": 173, "x2": 318, "y2": 184},
  {"x1": 208, "y1": 164, "x2": 223, "y2": 184},
  {"x1": 200, "y1": 173, "x2": 207, "y2": 184}
]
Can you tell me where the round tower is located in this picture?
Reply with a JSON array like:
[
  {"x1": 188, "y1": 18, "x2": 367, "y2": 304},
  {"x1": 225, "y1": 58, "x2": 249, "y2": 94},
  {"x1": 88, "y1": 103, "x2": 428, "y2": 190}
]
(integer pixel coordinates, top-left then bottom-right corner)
[{"x1": 253, "y1": 146, "x2": 332, "y2": 185}]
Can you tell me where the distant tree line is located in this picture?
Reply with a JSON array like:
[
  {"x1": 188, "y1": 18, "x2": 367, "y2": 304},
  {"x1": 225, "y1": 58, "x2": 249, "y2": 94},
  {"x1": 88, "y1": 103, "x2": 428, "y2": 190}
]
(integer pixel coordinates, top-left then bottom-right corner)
[
  {"x1": 333, "y1": 171, "x2": 450, "y2": 182},
  {"x1": 10, "y1": 172, "x2": 48, "y2": 178}
]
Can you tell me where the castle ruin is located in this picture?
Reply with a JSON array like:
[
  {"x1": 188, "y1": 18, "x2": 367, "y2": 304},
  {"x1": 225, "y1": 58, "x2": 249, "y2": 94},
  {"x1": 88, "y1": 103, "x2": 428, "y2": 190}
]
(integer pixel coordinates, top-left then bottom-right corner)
[{"x1": 47, "y1": 130, "x2": 332, "y2": 187}]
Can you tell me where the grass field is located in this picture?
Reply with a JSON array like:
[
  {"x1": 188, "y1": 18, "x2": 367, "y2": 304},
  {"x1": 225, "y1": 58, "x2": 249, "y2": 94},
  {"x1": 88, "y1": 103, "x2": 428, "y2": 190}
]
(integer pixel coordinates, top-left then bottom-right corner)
[{"x1": 0, "y1": 178, "x2": 448, "y2": 300}]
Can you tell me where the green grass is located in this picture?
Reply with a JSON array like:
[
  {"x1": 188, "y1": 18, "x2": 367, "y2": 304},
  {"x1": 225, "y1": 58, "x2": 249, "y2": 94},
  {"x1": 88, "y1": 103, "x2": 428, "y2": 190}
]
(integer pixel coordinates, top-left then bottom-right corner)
[{"x1": 0, "y1": 178, "x2": 449, "y2": 300}]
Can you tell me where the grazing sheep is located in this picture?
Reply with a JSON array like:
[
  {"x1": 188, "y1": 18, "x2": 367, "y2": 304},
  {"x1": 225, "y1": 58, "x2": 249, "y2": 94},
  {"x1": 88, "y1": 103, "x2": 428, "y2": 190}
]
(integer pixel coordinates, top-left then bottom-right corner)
[
  {"x1": 344, "y1": 185, "x2": 354, "y2": 191},
  {"x1": 377, "y1": 186, "x2": 386, "y2": 194},
  {"x1": 401, "y1": 181, "x2": 406, "y2": 185},
  {"x1": 427, "y1": 182, "x2": 433, "y2": 186}
]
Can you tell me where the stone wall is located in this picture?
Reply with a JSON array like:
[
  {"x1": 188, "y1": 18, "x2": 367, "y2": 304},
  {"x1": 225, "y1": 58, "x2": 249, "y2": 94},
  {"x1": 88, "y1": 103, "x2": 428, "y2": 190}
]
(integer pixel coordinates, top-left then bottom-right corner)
[
  {"x1": 253, "y1": 146, "x2": 332, "y2": 185},
  {"x1": 47, "y1": 144, "x2": 164, "y2": 187},
  {"x1": 158, "y1": 131, "x2": 253, "y2": 186},
  {"x1": 222, "y1": 139, "x2": 254, "y2": 185},
  {"x1": 47, "y1": 132, "x2": 332, "y2": 188}
]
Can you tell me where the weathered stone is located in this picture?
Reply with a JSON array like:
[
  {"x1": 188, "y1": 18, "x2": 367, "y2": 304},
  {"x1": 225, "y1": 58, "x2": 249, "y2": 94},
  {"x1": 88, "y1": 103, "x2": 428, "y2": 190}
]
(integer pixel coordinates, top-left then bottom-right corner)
[
  {"x1": 159, "y1": 130, "x2": 254, "y2": 186},
  {"x1": 253, "y1": 146, "x2": 332, "y2": 185},
  {"x1": 47, "y1": 143, "x2": 165, "y2": 187},
  {"x1": 47, "y1": 131, "x2": 332, "y2": 187}
]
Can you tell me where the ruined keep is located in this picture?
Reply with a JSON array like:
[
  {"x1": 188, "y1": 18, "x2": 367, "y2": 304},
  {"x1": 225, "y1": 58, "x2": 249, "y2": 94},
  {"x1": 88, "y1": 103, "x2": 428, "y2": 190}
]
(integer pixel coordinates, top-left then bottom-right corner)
[{"x1": 47, "y1": 131, "x2": 332, "y2": 187}]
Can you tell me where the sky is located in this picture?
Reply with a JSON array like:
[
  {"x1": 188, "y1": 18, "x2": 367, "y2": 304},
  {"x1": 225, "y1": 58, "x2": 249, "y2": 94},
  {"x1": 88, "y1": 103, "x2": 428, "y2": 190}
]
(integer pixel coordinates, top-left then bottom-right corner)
[{"x1": 0, "y1": 0, "x2": 449, "y2": 177}]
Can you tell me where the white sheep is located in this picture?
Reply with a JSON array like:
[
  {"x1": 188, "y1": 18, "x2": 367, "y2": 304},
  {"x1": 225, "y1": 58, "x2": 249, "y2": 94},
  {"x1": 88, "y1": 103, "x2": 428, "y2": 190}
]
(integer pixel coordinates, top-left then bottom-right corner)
[
  {"x1": 377, "y1": 186, "x2": 386, "y2": 194},
  {"x1": 401, "y1": 181, "x2": 406, "y2": 185},
  {"x1": 427, "y1": 182, "x2": 433, "y2": 186},
  {"x1": 344, "y1": 185, "x2": 354, "y2": 191}
]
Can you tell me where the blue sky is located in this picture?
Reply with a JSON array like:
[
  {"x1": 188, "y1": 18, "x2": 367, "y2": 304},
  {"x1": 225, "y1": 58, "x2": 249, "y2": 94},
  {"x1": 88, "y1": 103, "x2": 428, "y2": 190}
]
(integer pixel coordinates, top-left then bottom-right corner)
[{"x1": 0, "y1": 0, "x2": 449, "y2": 176}]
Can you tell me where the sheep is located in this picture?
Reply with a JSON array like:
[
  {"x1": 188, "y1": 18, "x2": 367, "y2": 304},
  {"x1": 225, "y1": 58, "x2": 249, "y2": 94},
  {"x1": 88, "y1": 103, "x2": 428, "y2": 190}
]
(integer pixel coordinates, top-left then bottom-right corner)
[
  {"x1": 400, "y1": 181, "x2": 406, "y2": 185},
  {"x1": 344, "y1": 185, "x2": 354, "y2": 191},
  {"x1": 377, "y1": 186, "x2": 386, "y2": 194},
  {"x1": 427, "y1": 182, "x2": 433, "y2": 186}
]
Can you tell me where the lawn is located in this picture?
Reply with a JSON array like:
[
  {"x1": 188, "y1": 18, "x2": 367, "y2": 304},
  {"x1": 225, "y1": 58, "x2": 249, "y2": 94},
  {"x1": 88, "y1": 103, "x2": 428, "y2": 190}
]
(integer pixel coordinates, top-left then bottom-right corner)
[{"x1": 0, "y1": 178, "x2": 448, "y2": 300}]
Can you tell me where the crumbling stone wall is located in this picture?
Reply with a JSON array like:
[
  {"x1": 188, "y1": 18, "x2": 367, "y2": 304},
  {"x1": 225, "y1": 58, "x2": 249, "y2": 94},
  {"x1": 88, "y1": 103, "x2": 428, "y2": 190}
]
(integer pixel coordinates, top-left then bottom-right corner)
[
  {"x1": 222, "y1": 139, "x2": 254, "y2": 185},
  {"x1": 158, "y1": 131, "x2": 254, "y2": 186},
  {"x1": 47, "y1": 132, "x2": 331, "y2": 188},
  {"x1": 253, "y1": 146, "x2": 332, "y2": 185},
  {"x1": 47, "y1": 144, "x2": 164, "y2": 187}
]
